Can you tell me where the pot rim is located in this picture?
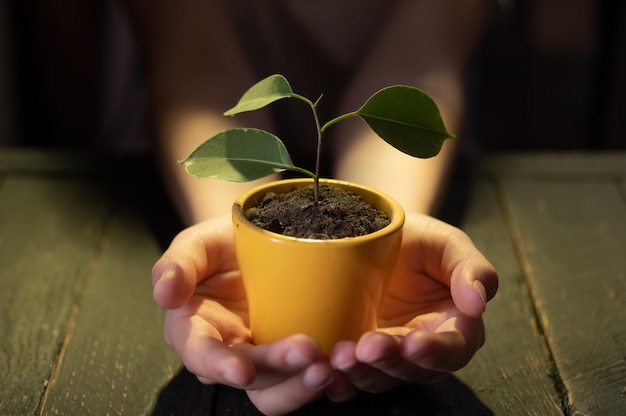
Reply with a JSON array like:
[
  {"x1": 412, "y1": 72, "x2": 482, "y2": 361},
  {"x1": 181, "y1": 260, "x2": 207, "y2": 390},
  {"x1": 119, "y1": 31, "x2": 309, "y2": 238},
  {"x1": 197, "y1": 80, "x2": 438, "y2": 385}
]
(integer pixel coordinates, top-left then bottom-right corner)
[{"x1": 232, "y1": 178, "x2": 405, "y2": 245}]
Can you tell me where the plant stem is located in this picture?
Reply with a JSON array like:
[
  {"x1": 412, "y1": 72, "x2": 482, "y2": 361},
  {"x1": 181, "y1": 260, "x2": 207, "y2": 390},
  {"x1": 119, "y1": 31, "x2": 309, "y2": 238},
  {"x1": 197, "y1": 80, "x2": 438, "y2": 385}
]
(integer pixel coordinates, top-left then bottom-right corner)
[
  {"x1": 312, "y1": 108, "x2": 323, "y2": 203},
  {"x1": 321, "y1": 111, "x2": 359, "y2": 133},
  {"x1": 293, "y1": 95, "x2": 359, "y2": 203},
  {"x1": 294, "y1": 93, "x2": 323, "y2": 202}
]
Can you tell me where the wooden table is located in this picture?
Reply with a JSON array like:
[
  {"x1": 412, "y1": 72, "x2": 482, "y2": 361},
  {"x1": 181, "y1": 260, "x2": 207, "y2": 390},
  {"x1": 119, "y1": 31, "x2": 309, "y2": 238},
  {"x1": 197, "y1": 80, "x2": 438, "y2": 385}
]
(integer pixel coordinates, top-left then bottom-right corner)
[{"x1": 1, "y1": 149, "x2": 624, "y2": 415}]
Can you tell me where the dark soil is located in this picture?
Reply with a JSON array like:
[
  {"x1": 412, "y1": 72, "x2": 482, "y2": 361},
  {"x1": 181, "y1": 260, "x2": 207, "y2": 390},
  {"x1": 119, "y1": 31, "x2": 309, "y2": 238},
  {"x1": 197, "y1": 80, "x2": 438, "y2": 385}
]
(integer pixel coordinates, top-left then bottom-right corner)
[{"x1": 245, "y1": 185, "x2": 390, "y2": 239}]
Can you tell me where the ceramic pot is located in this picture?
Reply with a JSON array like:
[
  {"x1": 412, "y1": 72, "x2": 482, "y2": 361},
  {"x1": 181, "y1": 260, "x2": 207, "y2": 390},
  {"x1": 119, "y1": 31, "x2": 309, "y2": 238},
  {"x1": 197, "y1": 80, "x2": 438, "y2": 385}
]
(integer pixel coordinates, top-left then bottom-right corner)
[{"x1": 232, "y1": 178, "x2": 405, "y2": 355}]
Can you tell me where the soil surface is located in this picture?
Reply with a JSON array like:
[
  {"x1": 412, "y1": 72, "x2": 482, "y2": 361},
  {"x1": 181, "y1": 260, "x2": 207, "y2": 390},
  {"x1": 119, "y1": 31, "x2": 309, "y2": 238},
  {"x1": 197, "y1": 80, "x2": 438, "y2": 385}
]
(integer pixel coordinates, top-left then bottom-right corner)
[{"x1": 244, "y1": 185, "x2": 390, "y2": 239}]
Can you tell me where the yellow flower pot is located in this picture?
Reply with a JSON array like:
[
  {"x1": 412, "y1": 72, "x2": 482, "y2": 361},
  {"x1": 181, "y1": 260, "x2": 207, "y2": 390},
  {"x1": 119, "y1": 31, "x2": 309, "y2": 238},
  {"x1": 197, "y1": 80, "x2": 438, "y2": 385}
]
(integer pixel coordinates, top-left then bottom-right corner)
[{"x1": 232, "y1": 178, "x2": 405, "y2": 355}]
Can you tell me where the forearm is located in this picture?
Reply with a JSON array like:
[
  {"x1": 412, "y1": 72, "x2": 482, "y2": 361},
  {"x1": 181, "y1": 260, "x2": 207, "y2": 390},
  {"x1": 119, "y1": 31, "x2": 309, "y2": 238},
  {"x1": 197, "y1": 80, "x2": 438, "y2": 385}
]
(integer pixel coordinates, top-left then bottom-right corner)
[
  {"x1": 333, "y1": 0, "x2": 487, "y2": 215},
  {"x1": 334, "y1": 124, "x2": 458, "y2": 215},
  {"x1": 121, "y1": 0, "x2": 275, "y2": 224},
  {"x1": 156, "y1": 113, "x2": 276, "y2": 225}
]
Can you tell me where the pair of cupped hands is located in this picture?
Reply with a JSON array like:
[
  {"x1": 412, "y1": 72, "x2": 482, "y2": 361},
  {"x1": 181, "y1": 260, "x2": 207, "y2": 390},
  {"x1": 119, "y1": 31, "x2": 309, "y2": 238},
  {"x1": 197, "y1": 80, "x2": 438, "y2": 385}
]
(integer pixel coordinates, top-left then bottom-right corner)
[{"x1": 151, "y1": 212, "x2": 498, "y2": 415}]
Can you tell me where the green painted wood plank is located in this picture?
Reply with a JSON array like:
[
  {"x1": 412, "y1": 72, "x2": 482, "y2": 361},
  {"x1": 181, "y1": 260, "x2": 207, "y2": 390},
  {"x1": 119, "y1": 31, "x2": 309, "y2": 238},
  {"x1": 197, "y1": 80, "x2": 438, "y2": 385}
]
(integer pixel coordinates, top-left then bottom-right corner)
[
  {"x1": 40, "y1": 202, "x2": 181, "y2": 415},
  {"x1": 0, "y1": 149, "x2": 129, "y2": 175},
  {"x1": 3, "y1": 150, "x2": 623, "y2": 415},
  {"x1": 498, "y1": 179, "x2": 626, "y2": 414},
  {"x1": 455, "y1": 179, "x2": 563, "y2": 414},
  {"x1": 476, "y1": 152, "x2": 626, "y2": 178},
  {"x1": 0, "y1": 176, "x2": 112, "y2": 415}
]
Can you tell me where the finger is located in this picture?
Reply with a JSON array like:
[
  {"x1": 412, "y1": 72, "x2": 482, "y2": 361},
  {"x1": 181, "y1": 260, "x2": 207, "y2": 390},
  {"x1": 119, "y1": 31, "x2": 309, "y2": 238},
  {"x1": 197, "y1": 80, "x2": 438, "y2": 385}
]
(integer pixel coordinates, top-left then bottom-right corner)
[
  {"x1": 325, "y1": 372, "x2": 358, "y2": 403},
  {"x1": 450, "y1": 258, "x2": 498, "y2": 317},
  {"x1": 357, "y1": 332, "x2": 447, "y2": 382},
  {"x1": 401, "y1": 315, "x2": 485, "y2": 372},
  {"x1": 247, "y1": 359, "x2": 336, "y2": 416},
  {"x1": 152, "y1": 216, "x2": 236, "y2": 308},
  {"x1": 330, "y1": 338, "x2": 399, "y2": 393},
  {"x1": 234, "y1": 334, "x2": 325, "y2": 390},
  {"x1": 168, "y1": 315, "x2": 256, "y2": 387},
  {"x1": 151, "y1": 265, "x2": 192, "y2": 310},
  {"x1": 163, "y1": 297, "x2": 255, "y2": 387},
  {"x1": 233, "y1": 335, "x2": 336, "y2": 415},
  {"x1": 401, "y1": 213, "x2": 499, "y2": 317}
]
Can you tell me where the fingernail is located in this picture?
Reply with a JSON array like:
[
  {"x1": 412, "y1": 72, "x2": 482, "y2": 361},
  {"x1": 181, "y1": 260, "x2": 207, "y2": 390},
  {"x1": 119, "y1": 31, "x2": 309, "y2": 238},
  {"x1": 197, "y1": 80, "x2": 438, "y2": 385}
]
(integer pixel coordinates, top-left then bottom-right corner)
[
  {"x1": 228, "y1": 336, "x2": 249, "y2": 347},
  {"x1": 303, "y1": 365, "x2": 334, "y2": 390},
  {"x1": 286, "y1": 348, "x2": 313, "y2": 367},
  {"x1": 473, "y1": 280, "x2": 487, "y2": 309},
  {"x1": 153, "y1": 268, "x2": 176, "y2": 299},
  {"x1": 335, "y1": 355, "x2": 357, "y2": 372},
  {"x1": 220, "y1": 356, "x2": 252, "y2": 387}
]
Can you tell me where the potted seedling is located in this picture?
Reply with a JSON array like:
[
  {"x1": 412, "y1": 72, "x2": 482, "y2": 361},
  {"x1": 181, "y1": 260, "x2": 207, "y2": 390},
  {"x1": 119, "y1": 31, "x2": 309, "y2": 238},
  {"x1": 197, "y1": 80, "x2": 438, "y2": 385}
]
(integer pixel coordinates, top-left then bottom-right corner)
[{"x1": 180, "y1": 74, "x2": 453, "y2": 354}]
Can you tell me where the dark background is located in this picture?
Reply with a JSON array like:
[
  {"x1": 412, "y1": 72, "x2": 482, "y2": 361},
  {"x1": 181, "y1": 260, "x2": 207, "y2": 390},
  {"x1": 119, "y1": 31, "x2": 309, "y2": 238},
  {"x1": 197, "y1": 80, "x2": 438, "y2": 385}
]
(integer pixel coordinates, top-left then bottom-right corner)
[{"x1": 1, "y1": 0, "x2": 624, "y2": 153}]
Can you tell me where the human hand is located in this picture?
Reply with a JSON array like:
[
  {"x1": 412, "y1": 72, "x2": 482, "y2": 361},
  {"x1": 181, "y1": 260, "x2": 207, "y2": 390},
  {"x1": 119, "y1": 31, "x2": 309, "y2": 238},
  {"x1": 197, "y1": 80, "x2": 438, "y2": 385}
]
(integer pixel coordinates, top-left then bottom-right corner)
[
  {"x1": 326, "y1": 212, "x2": 498, "y2": 402},
  {"x1": 151, "y1": 216, "x2": 336, "y2": 415},
  {"x1": 151, "y1": 213, "x2": 497, "y2": 412}
]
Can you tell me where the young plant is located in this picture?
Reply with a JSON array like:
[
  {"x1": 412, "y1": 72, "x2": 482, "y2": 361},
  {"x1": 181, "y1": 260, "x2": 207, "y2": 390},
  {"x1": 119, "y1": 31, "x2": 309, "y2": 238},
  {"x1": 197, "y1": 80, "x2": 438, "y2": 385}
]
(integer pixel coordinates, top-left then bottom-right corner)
[{"x1": 180, "y1": 74, "x2": 454, "y2": 201}]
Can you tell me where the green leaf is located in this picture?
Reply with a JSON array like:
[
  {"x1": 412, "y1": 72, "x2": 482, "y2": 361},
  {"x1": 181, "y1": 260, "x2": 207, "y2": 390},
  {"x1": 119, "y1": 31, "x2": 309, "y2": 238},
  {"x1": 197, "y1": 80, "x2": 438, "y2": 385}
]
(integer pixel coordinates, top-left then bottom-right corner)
[
  {"x1": 224, "y1": 74, "x2": 294, "y2": 116},
  {"x1": 179, "y1": 128, "x2": 307, "y2": 182},
  {"x1": 356, "y1": 86, "x2": 455, "y2": 158}
]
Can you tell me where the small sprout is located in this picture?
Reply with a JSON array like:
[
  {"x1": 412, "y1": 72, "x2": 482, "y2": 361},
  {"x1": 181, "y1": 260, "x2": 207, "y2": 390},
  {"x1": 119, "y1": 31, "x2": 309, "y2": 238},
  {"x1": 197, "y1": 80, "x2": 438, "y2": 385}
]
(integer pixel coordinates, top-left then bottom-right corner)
[{"x1": 180, "y1": 74, "x2": 454, "y2": 201}]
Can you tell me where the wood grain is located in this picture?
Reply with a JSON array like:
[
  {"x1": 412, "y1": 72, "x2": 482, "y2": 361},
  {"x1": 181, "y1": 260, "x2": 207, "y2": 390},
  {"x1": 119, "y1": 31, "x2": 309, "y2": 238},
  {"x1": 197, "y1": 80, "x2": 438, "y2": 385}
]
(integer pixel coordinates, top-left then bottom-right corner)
[
  {"x1": 39, "y1": 204, "x2": 180, "y2": 415},
  {"x1": 2, "y1": 150, "x2": 624, "y2": 415},
  {"x1": 455, "y1": 178, "x2": 563, "y2": 414},
  {"x1": 499, "y1": 178, "x2": 626, "y2": 414},
  {"x1": 0, "y1": 176, "x2": 112, "y2": 415}
]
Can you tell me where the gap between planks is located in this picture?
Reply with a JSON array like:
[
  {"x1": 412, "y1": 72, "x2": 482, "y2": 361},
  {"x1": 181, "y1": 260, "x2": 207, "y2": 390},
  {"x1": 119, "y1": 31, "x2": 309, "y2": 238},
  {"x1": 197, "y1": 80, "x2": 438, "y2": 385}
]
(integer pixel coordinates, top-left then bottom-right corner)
[
  {"x1": 36, "y1": 212, "x2": 118, "y2": 414},
  {"x1": 488, "y1": 174, "x2": 573, "y2": 416}
]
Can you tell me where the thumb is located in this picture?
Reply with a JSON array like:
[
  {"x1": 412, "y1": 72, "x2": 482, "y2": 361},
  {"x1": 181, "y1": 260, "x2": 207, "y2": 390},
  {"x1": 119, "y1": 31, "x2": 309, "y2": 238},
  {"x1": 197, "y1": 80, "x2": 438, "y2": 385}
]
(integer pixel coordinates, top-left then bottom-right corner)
[
  {"x1": 151, "y1": 216, "x2": 235, "y2": 309},
  {"x1": 450, "y1": 259, "x2": 498, "y2": 318}
]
